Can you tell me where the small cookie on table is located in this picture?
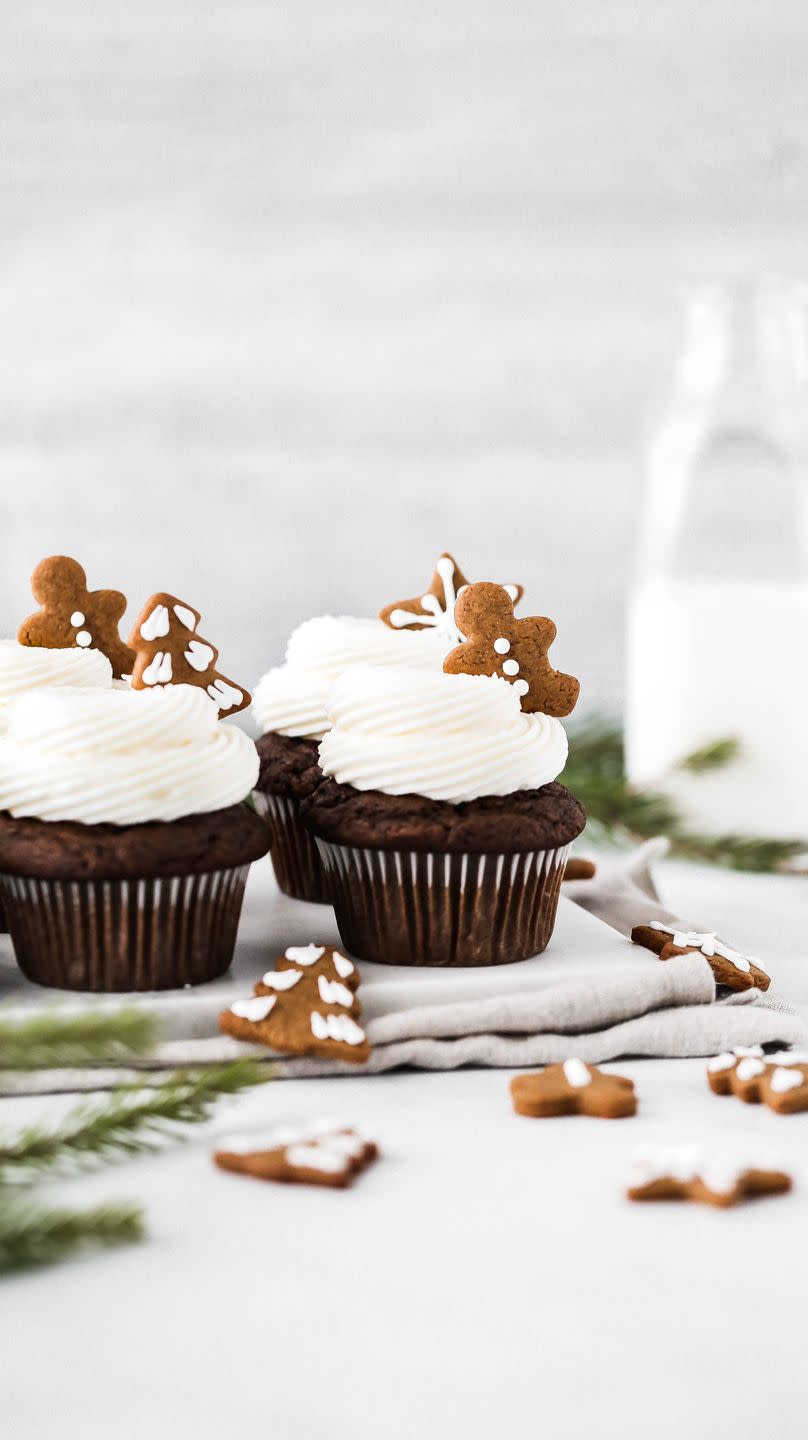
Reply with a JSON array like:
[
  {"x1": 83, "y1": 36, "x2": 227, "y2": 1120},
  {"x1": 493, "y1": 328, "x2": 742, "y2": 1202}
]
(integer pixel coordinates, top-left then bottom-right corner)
[
  {"x1": 627, "y1": 1147, "x2": 791, "y2": 1208},
  {"x1": 510, "y1": 1060, "x2": 637, "y2": 1118},
  {"x1": 631, "y1": 922, "x2": 770, "y2": 993},
  {"x1": 214, "y1": 1123, "x2": 378, "y2": 1189},
  {"x1": 219, "y1": 943, "x2": 370, "y2": 1065},
  {"x1": 707, "y1": 1049, "x2": 808, "y2": 1113}
]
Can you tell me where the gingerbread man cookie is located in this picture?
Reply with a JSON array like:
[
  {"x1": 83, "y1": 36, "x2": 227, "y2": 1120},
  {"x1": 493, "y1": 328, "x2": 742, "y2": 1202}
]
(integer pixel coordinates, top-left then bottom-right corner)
[
  {"x1": 128, "y1": 592, "x2": 250, "y2": 718},
  {"x1": 627, "y1": 1147, "x2": 792, "y2": 1208},
  {"x1": 444, "y1": 582, "x2": 579, "y2": 716},
  {"x1": 510, "y1": 1060, "x2": 637, "y2": 1118},
  {"x1": 214, "y1": 1122, "x2": 378, "y2": 1188},
  {"x1": 17, "y1": 555, "x2": 135, "y2": 679},
  {"x1": 219, "y1": 943, "x2": 370, "y2": 1064},
  {"x1": 379, "y1": 553, "x2": 522, "y2": 645},
  {"x1": 631, "y1": 922, "x2": 771, "y2": 993},
  {"x1": 707, "y1": 1049, "x2": 808, "y2": 1113}
]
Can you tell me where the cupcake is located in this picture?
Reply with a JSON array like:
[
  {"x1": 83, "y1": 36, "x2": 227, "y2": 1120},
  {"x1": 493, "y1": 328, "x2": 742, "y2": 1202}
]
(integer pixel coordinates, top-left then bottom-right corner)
[
  {"x1": 252, "y1": 552, "x2": 521, "y2": 904},
  {"x1": 302, "y1": 583, "x2": 584, "y2": 967},
  {"x1": 0, "y1": 685, "x2": 268, "y2": 991}
]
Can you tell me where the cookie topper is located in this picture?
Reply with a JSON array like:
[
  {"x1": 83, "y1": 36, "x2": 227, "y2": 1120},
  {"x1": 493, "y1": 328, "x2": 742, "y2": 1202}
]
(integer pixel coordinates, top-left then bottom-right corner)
[
  {"x1": 379, "y1": 552, "x2": 523, "y2": 646},
  {"x1": 17, "y1": 555, "x2": 135, "y2": 679},
  {"x1": 631, "y1": 923, "x2": 770, "y2": 993},
  {"x1": 444, "y1": 582, "x2": 580, "y2": 717},
  {"x1": 128, "y1": 592, "x2": 250, "y2": 719}
]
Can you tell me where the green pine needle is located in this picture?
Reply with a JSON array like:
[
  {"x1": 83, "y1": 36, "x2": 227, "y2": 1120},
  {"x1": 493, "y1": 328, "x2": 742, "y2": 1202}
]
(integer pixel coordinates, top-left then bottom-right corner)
[
  {"x1": 0, "y1": 1059, "x2": 272, "y2": 1181},
  {"x1": 566, "y1": 715, "x2": 806, "y2": 873},
  {"x1": 0, "y1": 1197, "x2": 144, "y2": 1274},
  {"x1": 0, "y1": 1008, "x2": 158, "y2": 1071}
]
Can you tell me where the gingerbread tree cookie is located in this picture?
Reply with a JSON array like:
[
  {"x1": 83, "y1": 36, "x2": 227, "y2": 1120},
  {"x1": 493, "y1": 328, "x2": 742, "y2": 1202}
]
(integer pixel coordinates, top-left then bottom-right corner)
[
  {"x1": 444, "y1": 582, "x2": 579, "y2": 716},
  {"x1": 379, "y1": 553, "x2": 523, "y2": 645},
  {"x1": 128, "y1": 592, "x2": 249, "y2": 718},
  {"x1": 219, "y1": 943, "x2": 370, "y2": 1064},
  {"x1": 627, "y1": 1147, "x2": 792, "y2": 1208},
  {"x1": 707, "y1": 1049, "x2": 808, "y2": 1113},
  {"x1": 631, "y1": 922, "x2": 770, "y2": 993},
  {"x1": 510, "y1": 1060, "x2": 637, "y2": 1118},
  {"x1": 17, "y1": 555, "x2": 135, "y2": 678},
  {"x1": 214, "y1": 1123, "x2": 378, "y2": 1189}
]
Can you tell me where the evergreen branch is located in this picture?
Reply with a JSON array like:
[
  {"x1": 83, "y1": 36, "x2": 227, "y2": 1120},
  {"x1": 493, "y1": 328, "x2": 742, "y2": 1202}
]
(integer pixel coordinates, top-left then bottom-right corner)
[
  {"x1": 566, "y1": 715, "x2": 806, "y2": 873},
  {"x1": 0, "y1": 1008, "x2": 158, "y2": 1071},
  {"x1": 0, "y1": 1198, "x2": 144, "y2": 1274},
  {"x1": 0, "y1": 1059, "x2": 272, "y2": 1180}
]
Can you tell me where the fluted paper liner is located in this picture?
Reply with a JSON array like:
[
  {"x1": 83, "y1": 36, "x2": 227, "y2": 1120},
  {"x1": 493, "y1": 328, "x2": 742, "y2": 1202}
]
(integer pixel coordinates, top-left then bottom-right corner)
[
  {"x1": 254, "y1": 791, "x2": 331, "y2": 905},
  {"x1": 314, "y1": 840, "x2": 570, "y2": 967},
  {"x1": 0, "y1": 864, "x2": 250, "y2": 992}
]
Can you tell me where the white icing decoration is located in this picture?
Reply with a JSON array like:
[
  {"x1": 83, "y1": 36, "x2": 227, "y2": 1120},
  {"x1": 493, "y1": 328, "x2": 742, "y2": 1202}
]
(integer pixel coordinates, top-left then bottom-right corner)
[
  {"x1": 649, "y1": 923, "x2": 759, "y2": 975},
  {"x1": 75, "y1": 631, "x2": 92, "y2": 648},
  {"x1": 502, "y1": 658, "x2": 520, "y2": 677},
  {"x1": 285, "y1": 944, "x2": 325, "y2": 966},
  {"x1": 736, "y1": 1057, "x2": 766, "y2": 1081},
  {"x1": 207, "y1": 677, "x2": 243, "y2": 711},
  {"x1": 310, "y1": 1012, "x2": 366, "y2": 1046},
  {"x1": 770, "y1": 1067, "x2": 804, "y2": 1094},
  {"x1": 70, "y1": 611, "x2": 85, "y2": 627},
  {"x1": 284, "y1": 1142, "x2": 348, "y2": 1174},
  {"x1": 513, "y1": 678, "x2": 529, "y2": 698},
  {"x1": 185, "y1": 640, "x2": 215, "y2": 672},
  {"x1": 139, "y1": 604, "x2": 170, "y2": 641},
  {"x1": 387, "y1": 555, "x2": 464, "y2": 643},
  {"x1": 141, "y1": 650, "x2": 172, "y2": 685},
  {"x1": 562, "y1": 1058, "x2": 591, "y2": 1088},
  {"x1": 503, "y1": 584, "x2": 519, "y2": 602},
  {"x1": 230, "y1": 994, "x2": 276, "y2": 1021},
  {"x1": 260, "y1": 968, "x2": 303, "y2": 991},
  {"x1": 493, "y1": 637, "x2": 511, "y2": 655},
  {"x1": 629, "y1": 1146, "x2": 755, "y2": 1195},
  {"x1": 333, "y1": 951, "x2": 355, "y2": 979},
  {"x1": 707, "y1": 1046, "x2": 763, "y2": 1073},
  {"x1": 173, "y1": 603, "x2": 198, "y2": 630},
  {"x1": 318, "y1": 976, "x2": 353, "y2": 1007}
]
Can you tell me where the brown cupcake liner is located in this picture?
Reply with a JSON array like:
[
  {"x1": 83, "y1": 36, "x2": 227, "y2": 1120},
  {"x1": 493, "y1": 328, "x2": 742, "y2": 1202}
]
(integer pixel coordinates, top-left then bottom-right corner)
[
  {"x1": 314, "y1": 839, "x2": 570, "y2": 967},
  {"x1": 0, "y1": 864, "x2": 251, "y2": 992},
  {"x1": 254, "y1": 791, "x2": 331, "y2": 905}
]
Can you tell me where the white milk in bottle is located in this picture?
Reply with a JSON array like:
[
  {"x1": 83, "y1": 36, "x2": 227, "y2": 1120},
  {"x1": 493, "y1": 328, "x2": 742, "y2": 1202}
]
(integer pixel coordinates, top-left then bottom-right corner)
[{"x1": 626, "y1": 283, "x2": 808, "y2": 838}]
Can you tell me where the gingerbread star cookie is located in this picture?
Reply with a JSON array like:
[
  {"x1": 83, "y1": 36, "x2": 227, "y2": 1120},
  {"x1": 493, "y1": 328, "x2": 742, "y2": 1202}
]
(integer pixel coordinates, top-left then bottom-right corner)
[
  {"x1": 17, "y1": 555, "x2": 135, "y2": 678},
  {"x1": 707, "y1": 1049, "x2": 808, "y2": 1113},
  {"x1": 219, "y1": 943, "x2": 370, "y2": 1065},
  {"x1": 510, "y1": 1060, "x2": 637, "y2": 1118},
  {"x1": 128, "y1": 592, "x2": 250, "y2": 717},
  {"x1": 214, "y1": 1122, "x2": 378, "y2": 1189},
  {"x1": 444, "y1": 582, "x2": 579, "y2": 716},
  {"x1": 379, "y1": 552, "x2": 522, "y2": 645},
  {"x1": 627, "y1": 1147, "x2": 792, "y2": 1208},
  {"x1": 631, "y1": 922, "x2": 770, "y2": 993}
]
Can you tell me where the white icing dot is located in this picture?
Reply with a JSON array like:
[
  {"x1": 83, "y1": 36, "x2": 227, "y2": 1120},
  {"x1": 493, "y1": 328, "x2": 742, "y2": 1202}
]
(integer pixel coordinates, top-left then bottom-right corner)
[
  {"x1": 311, "y1": 1012, "x2": 366, "y2": 1046},
  {"x1": 770, "y1": 1067, "x2": 804, "y2": 1094},
  {"x1": 207, "y1": 677, "x2": 243, "y2": 711},
  {"x1": 736, "y1": 1058, "x2": 766, "y2": 1081},
  {"x1": 185, "y1": 639, "x2": 215, "y2": 672},
  {"x1": 285, "y1": 944, "x2": 325, "y2": 966},
  {"x1": 70, "y1": 611, "x2": 85, "y2": 627},
  {"x1": 260, "y1": 968, "x2": 303, "y2": 991},
  {"x1": 513, "y1": 679, "x2": 529, "y2": 698},
  {"x1": 502, "y1": 658, "x2": 520, "y2": 677},
  {"x1": 173, "y1": 603, "x2": 198, "y2": 630},
  {"x1": 318, "y1": 976, "x2": 353, "y2": 1007},
  {"x1": 493, "y1": 637, "x2": 511, "y2": 655},
  {"x1": 562, "y1": 1058, "x2": 591, "y2": 1088},
  {"x1": 333, "y1": 952, "x2": 355, "y2": 979},
  {"x1": 75, "y1": 630, "x2": 92, "y2": 648},
  {"x1": 230, "y1": 994, "x2": 276, "y2": 1022},
  {"x1": 141, "y1": 650, "x2": 173, "y2": 685},
  {"x1": 139, "y1": 604, "x2": 170, "y2": 641}
]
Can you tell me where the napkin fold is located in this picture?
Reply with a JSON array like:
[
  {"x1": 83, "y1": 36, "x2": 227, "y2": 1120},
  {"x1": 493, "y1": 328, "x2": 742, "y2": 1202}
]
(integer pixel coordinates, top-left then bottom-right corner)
[{"x1": 1, "y1": 842, "x2": 804, "y2": 1094}]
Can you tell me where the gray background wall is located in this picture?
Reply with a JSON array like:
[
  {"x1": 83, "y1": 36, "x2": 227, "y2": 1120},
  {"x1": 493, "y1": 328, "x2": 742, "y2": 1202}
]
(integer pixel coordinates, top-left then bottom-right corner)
[{"x1": 2, "y1": 1, "x2": 806, "y2": 710}]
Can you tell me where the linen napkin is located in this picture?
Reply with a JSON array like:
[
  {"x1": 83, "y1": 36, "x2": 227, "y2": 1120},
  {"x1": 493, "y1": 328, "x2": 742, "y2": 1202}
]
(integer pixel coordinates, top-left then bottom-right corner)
[{"x1": 0, "y1": 844, "x2": 803, "y2": 1094}]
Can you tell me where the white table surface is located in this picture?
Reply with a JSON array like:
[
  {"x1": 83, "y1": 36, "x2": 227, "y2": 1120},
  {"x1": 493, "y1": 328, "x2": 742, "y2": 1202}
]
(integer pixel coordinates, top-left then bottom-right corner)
[{"x1": 4, "y1": 855, "x2": 808, "y2": 1440}]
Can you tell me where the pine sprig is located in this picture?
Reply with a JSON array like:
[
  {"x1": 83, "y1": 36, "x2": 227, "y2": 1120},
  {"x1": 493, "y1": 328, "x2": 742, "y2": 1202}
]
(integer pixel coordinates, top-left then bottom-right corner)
[
  {"x1": 566, "y1": 716, "x2": 805, "y2": 873},
  {"x1": 0, "y1": 1198, "x2": 144, "y2": 1274},
  {"x1": 0, "y1": 1008, "x2": 158, "y2": 1071},
  {"x1": 0, "y1": 1059, "x2": 272, "y2": 1180}
]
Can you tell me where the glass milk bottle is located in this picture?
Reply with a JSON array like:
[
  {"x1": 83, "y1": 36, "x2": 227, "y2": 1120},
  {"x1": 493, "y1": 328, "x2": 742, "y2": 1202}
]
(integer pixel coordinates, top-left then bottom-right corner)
[{"x1": 626, "y1": 281, "x2": 808, "y2": 838}]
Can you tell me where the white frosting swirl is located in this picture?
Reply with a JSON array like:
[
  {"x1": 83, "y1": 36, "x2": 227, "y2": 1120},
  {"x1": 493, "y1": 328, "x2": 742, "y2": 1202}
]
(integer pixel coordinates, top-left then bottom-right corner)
[
  {"x1": 0, "y1": 684, "x2": 259, "y2": 824},
  {"x1": 253, "y1": 616, "x2": 448, "y2": 740},
  {"x1": 318, "y1": 667, "x2": 569, "y2": 803},
  {"x1": 0, "y1": 641, "x2": 112, "y2": 733}
]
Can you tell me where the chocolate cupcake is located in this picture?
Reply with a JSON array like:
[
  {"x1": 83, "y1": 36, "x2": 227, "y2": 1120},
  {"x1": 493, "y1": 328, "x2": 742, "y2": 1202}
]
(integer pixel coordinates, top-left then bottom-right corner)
[
  {"x1": 302, "y1": 584, "x2": 584, "y2": 967},
  {"x1": 252, "y1": 614, "x2": 448, "y2": 903},
  {"x1": 0, "y1": 685, "x2": 268, "y2": 991}
]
